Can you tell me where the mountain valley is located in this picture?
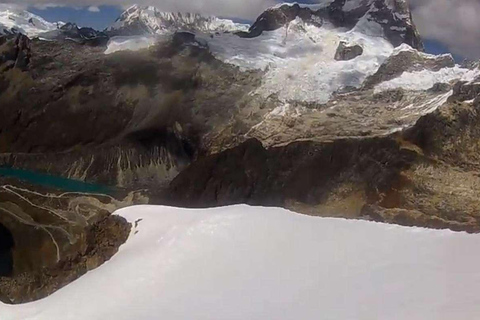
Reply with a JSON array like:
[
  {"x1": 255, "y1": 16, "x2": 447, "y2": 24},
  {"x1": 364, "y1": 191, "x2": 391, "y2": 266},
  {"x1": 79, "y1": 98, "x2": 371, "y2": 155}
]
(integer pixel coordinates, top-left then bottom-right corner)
[{"x1": 1, "y1": 0, "x2": 480, "y2": 307}]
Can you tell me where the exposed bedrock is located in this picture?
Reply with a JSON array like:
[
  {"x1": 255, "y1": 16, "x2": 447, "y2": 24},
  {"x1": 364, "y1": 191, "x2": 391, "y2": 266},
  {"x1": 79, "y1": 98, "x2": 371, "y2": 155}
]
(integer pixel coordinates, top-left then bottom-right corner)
[
  {"x1": 0, "y1": 143, "x2": 187, "y2": 188},
  {"x1": 334, "y1": 41, "x2": 363, "y2": 61},
  {"x1": 0, "y1": 182, "x2": 144, "y2": 304},
  {"x1": 168, "y1": 137, "x2": 416, "y2": 211},
  {"x1": 363, "y1": 48, "x2": 456, "y2": 89},
  {"x1": 0, "y1": 34, "x2": 261, "y2": 187},
  {"x1": 168, "y1": 93, "x2": 480, "y2": 232}
]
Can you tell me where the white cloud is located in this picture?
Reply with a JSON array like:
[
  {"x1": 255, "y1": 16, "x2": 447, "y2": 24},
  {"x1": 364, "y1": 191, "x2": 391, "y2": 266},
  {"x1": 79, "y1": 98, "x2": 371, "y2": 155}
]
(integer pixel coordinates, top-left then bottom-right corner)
[
  {"x1": 87, "y1": 5, "x2": 100, "y2": 12},
  {"x1": 410, "y1": 0, "x2": 480, "y2": 59},
  {"x1": 0, "y1": 0, "x2": 276, "y2": 19},
  {"x1": 32, "y1": 3, "x2": 66, "y2": 10}
]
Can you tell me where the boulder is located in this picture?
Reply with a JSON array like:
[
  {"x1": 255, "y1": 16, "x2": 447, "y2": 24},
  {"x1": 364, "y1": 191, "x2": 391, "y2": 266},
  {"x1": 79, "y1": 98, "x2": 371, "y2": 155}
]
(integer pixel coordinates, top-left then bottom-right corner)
[{"x1": 334, "y1": 41, "x2": 363, "y2": 61}]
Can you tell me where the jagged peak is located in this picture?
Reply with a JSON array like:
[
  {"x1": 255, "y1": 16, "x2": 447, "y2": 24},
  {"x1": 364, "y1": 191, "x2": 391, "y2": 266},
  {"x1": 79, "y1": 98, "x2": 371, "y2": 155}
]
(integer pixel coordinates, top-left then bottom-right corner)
[
  {"x1": 247, "y1": 0, "x2": 423, "y2": 50},
  {"x1": 107, "y1": 4, "x2": 249, "y2": 36}
]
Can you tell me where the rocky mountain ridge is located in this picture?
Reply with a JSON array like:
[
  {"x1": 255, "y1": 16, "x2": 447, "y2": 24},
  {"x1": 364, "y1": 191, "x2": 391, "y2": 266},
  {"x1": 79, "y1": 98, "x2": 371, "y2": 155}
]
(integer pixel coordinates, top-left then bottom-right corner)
[
  {"x1": 2, "y1": 0, "x2": 480, "y2": 304},
  {"x1": 242, "y1": 0, "x2": 423, "y2": 51}
]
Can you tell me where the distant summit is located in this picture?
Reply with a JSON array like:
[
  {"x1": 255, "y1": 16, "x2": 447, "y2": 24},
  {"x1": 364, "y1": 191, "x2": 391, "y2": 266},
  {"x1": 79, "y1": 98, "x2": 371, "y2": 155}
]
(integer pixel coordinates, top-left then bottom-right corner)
[
  {"x1": 0, "y1": 7, "x2": 58, "y2": 37},
  {"x1": 106, "y1": 5, "x2": 250, "y2": 36}
]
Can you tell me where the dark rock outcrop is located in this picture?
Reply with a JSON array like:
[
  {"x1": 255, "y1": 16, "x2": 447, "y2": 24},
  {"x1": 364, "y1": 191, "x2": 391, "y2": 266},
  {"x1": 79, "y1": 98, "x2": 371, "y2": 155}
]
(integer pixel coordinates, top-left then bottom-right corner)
[
  {"x1": 168, "y1": 137, "x2": 416, "y2": 209},
  {"x1": 0, "y1": 34, "x2": 31, "y2": 71},
  {"x1": 39, "y1": 23, "x2": 109, "y2": 47},
  {"x1": 334, "y1": 41, "x2": 363, "y2": 61},
  {"x1": 0, "y1": 179, "x2": 140, "y2": 304},
  {"x1": 238, "y1": 3, "x2": 323, "y2": 38},
  {"x1": 450, "y1": 79, "x2": 480, "y2": 102},
  {"x1": 0, "y1": 34, "x2": 261, "y2": 187},
  {"x1": 167, "y1": 93, "x2": 480, "y2": 233}
]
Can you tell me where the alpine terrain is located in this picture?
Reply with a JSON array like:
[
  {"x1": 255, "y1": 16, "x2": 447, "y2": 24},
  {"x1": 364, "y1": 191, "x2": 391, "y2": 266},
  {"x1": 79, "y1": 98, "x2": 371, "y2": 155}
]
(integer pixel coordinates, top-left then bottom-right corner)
[{"x1": 0, "y1": 0, "x2": 480, "y2": 317}]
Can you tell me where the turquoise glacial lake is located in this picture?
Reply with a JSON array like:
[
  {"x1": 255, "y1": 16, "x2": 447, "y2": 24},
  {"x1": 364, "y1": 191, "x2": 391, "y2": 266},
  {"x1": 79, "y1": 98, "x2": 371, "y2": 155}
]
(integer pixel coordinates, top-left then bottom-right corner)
[{"x1": 0, "y1": 167, "x2": 112, "y2": 194}]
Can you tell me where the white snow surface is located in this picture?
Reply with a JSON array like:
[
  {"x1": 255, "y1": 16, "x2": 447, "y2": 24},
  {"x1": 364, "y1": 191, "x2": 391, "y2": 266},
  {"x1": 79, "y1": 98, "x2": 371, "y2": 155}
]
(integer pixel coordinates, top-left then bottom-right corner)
[
  {"x1": 273, "y1": 1, "x2": 336, "y2": 11},
  {"x1": 105, "y1": 36, "x2": 159, "y2": 55},
  {"x1": 207, "y1": 18, "x2": 394, "y2": 103},
  {"x1": 3, "y1": 204, "x2": 480, "y2": 320},
  {"x1": 0, "y1": 8, "x2": 57, "y2": 37}
]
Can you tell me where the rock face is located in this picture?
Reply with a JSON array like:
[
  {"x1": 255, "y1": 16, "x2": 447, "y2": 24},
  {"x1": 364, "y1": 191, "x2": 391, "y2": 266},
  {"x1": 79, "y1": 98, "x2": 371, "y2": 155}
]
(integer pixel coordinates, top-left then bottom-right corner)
[
  {"x1": 0, "y1": 178, "x2": 146, "y2": 304},
  {"x1": 363, "y1": 45, "x2": 456, "y2": 88},
  {"x1": 241, "y1": 1, "x2": 423, "y2": 50},
  {"x1": 0, "y1": 223, "x2": 13, "y2": 277},
  {"x1": 40, "y1": 23, "x2": 109, "y2": 47},
  {"x1": 168, "y1": 92, "x2": 480, "y2": 233},
  {"x1": 0, "y1": 8, "x2": 58, "y2": 37},
  {"x1": 334, "y1": 41, "x2": 363, "y2": 60},
  {"x1": 0, "y1": 34, "x2": 31, "y2": 71},
  {"x1": 168, "y1": 137, "x2": 416, "y2": 209},
  {"x1": 0, "y1": 33, "x2": 262, "y2": 188},
  {"x1": 1, "y1": 0, "x2": 480, "y2": 304}
]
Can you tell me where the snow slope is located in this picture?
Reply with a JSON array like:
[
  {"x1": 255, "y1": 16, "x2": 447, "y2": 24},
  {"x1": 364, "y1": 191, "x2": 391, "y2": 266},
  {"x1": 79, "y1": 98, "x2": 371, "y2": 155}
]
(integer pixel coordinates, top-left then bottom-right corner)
[
  {"x1": 0, "y1": 7, "x2": 57, "y2": 37},
  {"x1": 3, "y1": 205, "x2": 480, "y2": 320},
  {"x1": 207, "y1": 17, "x2": 394, "y2": 103}
]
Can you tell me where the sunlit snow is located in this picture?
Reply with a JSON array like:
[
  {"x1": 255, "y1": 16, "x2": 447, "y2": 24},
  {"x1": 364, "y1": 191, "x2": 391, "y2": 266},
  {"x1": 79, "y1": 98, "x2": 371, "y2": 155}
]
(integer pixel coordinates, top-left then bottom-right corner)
[
  {"x1": 375, "y1": 66, "x2": 480, "y2": 92},
  {"x1": 105, "y1": 36, "x2": 160, "y2": 55},
  {"x1": 3, "y1": 205, "x2": 480, "y2": 320},
  {"x1": 207, "y1": 18, "x2": 394, "y2": 103},
  {"x1": 0, "y1": 7, "x2": 57, "y2": 37}
]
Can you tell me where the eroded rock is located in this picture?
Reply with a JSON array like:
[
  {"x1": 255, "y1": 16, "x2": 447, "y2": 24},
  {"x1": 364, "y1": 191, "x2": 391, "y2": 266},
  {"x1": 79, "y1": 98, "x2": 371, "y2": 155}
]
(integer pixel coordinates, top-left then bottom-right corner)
[
  {"x1": 334, "y1": 41, "x2": 363, "y2": 61},
  {"x1": 363, "y1": 48, "x2": 455, "y2": 89},
  {"x1": 0, "y1": 182, "x2": 142, "y2": 304}
]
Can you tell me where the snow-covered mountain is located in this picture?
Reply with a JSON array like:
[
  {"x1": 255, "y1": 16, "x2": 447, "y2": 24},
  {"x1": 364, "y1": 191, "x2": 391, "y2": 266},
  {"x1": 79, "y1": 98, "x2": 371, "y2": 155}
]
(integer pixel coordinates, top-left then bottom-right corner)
[
  {"x1": 106, "y1": 5, "x2": 250, "y2": 36},
  {"x1": 3, "y1": 205, "x2": 480, "y2": 319},
  {"x1": 3, "y1": 0, "x2": 480, "y2": 311},
  {"x1": 0, "y1": 7, "x2": 58, "y2": 37},
  {"x1": 245, "y1": 1, "x2": 423, "y2": 50},
  {"x1": 107, "y1": 1, "x2": 478, "y2": 115}
]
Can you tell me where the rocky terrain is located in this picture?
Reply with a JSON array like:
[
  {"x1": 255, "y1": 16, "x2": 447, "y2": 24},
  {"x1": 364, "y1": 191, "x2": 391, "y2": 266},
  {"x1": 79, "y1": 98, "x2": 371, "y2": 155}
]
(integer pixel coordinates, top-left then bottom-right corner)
[{"x1": 1, "y1": 0, "x2": 480, "y2": 304}]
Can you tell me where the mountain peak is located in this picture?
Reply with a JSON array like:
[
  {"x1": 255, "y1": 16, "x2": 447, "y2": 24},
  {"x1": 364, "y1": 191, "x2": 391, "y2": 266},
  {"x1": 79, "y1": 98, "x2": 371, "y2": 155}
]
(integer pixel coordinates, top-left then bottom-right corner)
[
  {"x1": 106, "y1": 5, "x2": 249, "y2": 37},
  {"x1": 244, "y1": 0, "x2": 423, "y2": 50},
  {"x1": 0, "y1": 7, "x2": 57, "y2": 37}
]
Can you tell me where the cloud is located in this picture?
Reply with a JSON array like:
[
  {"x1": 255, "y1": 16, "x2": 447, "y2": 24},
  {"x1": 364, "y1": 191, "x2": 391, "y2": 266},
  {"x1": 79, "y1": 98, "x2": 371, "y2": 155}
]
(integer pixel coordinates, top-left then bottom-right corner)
[
  {"x1": 0, "y1": 0, "x2": 276, "y2": 19},
  {"x1": 87, "y1": 5, "x2": 100, "y2": 12},
  {"x1": 410, "y1": 0, "x2": 480, "y2": 59}
]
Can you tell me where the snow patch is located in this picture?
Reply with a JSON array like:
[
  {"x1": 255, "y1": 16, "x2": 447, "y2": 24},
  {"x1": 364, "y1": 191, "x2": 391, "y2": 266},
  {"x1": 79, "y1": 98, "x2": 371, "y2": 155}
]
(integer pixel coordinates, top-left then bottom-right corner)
[{"x1": 104, "y1": 36, "x2": 159, "y2": 54}]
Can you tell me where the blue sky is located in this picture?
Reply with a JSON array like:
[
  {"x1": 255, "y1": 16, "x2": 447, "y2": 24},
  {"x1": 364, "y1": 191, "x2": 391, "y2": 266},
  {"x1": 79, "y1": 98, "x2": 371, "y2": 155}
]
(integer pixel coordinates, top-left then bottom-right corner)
[
  {"x1": 29, "y1": 5, "x2": 123, "y2": 30},
  {"x1": 28, "y1": 3, "x2": 460, "y2": 60}
]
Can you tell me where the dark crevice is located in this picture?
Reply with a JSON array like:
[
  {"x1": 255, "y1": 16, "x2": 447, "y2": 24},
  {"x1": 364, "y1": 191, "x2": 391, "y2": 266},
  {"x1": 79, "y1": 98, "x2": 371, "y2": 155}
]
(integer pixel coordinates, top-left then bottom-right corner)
[{"x1": 0, "y1": 223, "x2": 14, "y2": 277}]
